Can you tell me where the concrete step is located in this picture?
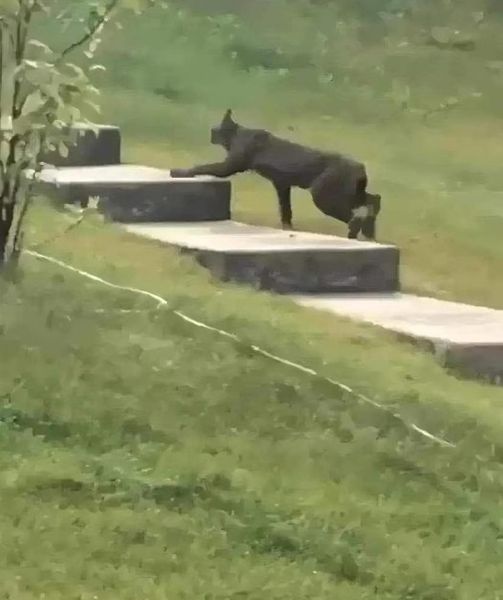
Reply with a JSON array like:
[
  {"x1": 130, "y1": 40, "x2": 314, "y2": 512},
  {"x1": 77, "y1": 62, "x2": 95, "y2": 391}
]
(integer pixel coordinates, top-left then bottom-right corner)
[
  {"x1": 123, "y1": 220, "x2": 400, "y2": 294},
  {"x1": 41, "y1": 123, "x2": 121, "y2": 167},
  {"x1": 293, "y1": 293, "x2": 503, "y2": 383},
  {"x1": 37, "y1": 165, "x2": 231, "y2": 222}
]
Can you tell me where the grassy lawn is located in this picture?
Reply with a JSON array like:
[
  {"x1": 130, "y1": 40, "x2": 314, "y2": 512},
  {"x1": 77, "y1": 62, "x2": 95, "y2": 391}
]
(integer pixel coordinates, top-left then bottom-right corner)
[
  {"x1": 0, "y1": 203, "x2": 500, "y2": 598},
  {"x1": 2, "y1": 1, "x2": 503, "y2": 597}
]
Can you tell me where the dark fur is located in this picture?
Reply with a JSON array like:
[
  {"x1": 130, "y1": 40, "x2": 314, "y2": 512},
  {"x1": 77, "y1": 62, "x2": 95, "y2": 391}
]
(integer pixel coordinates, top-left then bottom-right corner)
[{"x1": 171, "y1": 109, "x2": 381, "y2": 239}]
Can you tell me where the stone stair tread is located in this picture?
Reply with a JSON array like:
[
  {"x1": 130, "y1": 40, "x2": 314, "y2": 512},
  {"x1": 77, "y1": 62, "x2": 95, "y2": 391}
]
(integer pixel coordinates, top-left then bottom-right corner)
[
  {"x1": 36, "y1": 165, "x2": 231, "y2": 223},
  {"x1": 38, "y1": 164, "x2": 220, "y2": 185},
  {"x1": 123, "y1": 220, "x2": 400, "y2": 295},
  {"x1": 123, "y1": 221, "x2": 397, "y2": 253},
  {"x1": 293, "y1": 293, "x2": 503, "y2": 345}
]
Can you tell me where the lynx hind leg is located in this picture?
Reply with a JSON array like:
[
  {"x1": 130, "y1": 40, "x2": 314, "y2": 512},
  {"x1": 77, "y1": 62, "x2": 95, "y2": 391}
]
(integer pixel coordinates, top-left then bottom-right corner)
[
  {"x1": 361, "y1": 193, "x2": 381, "y2": 240},
  {"x1": 310, "y1": 169, "x2": 353, "y2": 224},
  {"x1": 348, "y1": 204, "x2": 369, "y2": 239},
  {"x1": 347, "y1": 175, "x2": 377, "y2": 240},
  {"x1": 361, "y1": 216, "x2": 376, "y2": 240}
]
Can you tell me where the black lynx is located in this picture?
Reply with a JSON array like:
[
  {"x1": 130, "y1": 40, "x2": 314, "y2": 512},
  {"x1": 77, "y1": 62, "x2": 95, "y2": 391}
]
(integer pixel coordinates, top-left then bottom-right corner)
[{"x1": 171, "y1": 110, "x2": 381, "y2": 239}]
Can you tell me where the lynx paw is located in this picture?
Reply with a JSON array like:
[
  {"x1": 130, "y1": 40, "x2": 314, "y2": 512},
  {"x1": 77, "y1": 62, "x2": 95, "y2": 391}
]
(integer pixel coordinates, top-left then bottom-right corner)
[{"x1": 170, "y1": 169, "x2": 193, "y2": 178}]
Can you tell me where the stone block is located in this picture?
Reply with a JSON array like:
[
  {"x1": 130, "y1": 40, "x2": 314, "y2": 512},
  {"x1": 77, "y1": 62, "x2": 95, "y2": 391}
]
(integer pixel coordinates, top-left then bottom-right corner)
[
  {"x1": 123, "y1": 221, "x2": 400, "y2": 294},
  {"x1": 40, "y1": 123, "x2": 121, "y2": 167},
  {"x1": 37, "y1": 165, "x2": 231, "y2": 222},
  {"x1": 294, "y1": 293, "x2": 503, "y2": 383}
]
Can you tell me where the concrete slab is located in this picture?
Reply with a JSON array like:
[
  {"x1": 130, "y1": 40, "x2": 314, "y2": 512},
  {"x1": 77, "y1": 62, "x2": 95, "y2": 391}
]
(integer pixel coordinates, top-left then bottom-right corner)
[
  {"x1": 123, "y1": 221, "x2": 400, "y2": 294},
  {"x1": 40, "y1": 123, "x2": 121, "y2": 167},
  {"x1": 37, "y1": 165, "x2": 231, "y2": 222},
  {"x1": 293, "y1": 293, "x2": 503, "y2": 382}
]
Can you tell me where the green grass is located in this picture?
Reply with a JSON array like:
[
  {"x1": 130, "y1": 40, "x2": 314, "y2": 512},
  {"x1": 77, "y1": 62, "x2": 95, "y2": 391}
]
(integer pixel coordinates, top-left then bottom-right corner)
[
  {"x1": 0, "y1": 202, "x2": 501, "y2": 598},
  {"x1": 2, "y1": 1, "x2": 503, "y2": 596}
]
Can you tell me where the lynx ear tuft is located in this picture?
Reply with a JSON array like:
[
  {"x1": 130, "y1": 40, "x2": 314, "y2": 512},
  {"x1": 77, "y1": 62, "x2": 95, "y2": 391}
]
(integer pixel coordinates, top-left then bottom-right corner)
[{"x1": 222, "y1": 108, "x2": 234, "y2": 124}]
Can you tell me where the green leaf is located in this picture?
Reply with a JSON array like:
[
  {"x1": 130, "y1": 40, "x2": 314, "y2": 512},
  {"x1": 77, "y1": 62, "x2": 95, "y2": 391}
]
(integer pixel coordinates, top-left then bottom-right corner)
[
  {"x1": 27, "y1": 39, "x2": 53, "y2": 55},
  {"x1": 58, "y1": 141, "x2": 69, "y2": 158},
  {"x1": 20, "y1": 90, "x2": 46, "y2": 116}
]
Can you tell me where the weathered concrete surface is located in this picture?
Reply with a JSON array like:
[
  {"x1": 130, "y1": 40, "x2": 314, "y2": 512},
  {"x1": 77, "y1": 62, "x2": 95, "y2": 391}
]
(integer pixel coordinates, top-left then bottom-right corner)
[
  {"x1": 37, "y1": 165, "x2": 231, "y2": 222},
  {"x1": 293, "y1": 293, "x2": 503, "y2": 382},
  {"x1": 40, "y1": 124, "x2": 121, "y2": 167},
  {"x1": 123, "y1": 221, "x2": 400, "y2": 294}
]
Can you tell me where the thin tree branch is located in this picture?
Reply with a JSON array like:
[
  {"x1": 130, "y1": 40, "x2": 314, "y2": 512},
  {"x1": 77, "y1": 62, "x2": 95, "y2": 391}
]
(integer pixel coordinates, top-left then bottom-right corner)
[
  {"x1": 59, "y1": 0, "x2": 120, "y2": 60},
  {"x1": 10, "y1": 150, "x2": 44, "y2": 259},
  {"x1": 13, "y1": 0, "x2": 34, "y2": 120},
  {"x1": 28, "y1": 210, "x2": 86, "y2": 251}
]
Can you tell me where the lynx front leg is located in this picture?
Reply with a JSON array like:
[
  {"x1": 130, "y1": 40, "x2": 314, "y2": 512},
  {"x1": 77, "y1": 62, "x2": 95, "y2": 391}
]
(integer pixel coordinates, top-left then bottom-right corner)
[
  {"x1": 171, "y1": 161, "x2": 238, "y2": 179},
  {"x1": 273, "y1": 183, "x2": 293, "y2": 230},
  {"x1": 171, "y1": 152, "x2": 249, "y2": 178}
]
